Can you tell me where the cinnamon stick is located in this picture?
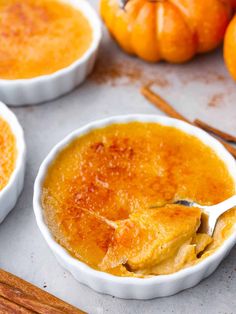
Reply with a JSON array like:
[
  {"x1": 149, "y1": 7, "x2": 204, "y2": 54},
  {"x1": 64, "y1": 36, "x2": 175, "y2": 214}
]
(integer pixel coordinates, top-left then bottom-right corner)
[
  {"x1": 194, "y1": 119, "x2": 236, "y2": 143},
  {"x1": 0, "y1": 269, "x2": 85, "y2": 314},
  {"x1": 216, "y1": 138, "x2": 236, "y2": 157},
  {"x1": 0, "y1": 296, "x2": 34, "y2": 314},
  {"x1": 141, "y1": 85, "x2": 236, "y2": 159}
]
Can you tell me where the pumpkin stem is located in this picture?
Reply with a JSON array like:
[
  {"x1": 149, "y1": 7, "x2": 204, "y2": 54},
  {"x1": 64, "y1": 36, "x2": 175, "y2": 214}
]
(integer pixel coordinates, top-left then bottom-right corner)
[
  {"x1": 119, "y1": 0, "x2": 161, "y2": 9},
  {"x1": 119, "y1": 0, "x2": 129, "y2": 9}
]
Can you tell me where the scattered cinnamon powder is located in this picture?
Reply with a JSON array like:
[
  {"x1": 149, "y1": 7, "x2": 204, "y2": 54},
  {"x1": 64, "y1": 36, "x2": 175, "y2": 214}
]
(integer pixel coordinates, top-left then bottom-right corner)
[
  {"x1": 89, "y1": 53, "x2": 228, "y2": 88},
  {"x1": 89, "y1": 55, "x2": 170, "y2": 88},
  {"x1": 89, "y1": 40, "x2": 231, "y2": 113},
  {"x1": 208, "y1": 93, "x2": 224, "y2": 107},
  {"x1": 180, "y1": 72, "x2": 226, "y2": 85}
]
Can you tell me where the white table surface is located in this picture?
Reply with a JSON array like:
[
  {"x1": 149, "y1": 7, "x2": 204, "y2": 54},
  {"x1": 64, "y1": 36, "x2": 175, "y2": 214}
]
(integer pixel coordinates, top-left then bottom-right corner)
[{"x1": 0, "y1": 1, "x2": 236, "y2": 313}]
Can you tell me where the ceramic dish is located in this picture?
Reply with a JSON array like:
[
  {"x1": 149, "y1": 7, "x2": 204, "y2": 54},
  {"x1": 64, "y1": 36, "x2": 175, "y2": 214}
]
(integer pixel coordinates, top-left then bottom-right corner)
[
  {"x1": 33, "y1": 114, "x2": 236, "y2": 299},
  {"x1": 0, "y1": 0, "x2": 101, "y2": 106},
  {"x1": 0, "y1": 102, "x2": 26, "y2": 223}
]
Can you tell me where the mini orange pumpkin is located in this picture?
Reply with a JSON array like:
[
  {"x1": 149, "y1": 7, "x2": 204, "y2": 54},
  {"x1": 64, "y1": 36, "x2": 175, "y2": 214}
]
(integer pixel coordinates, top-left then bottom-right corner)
[
  {"x1": 100, "y1": 0, "x2": 231, "y2": 63},
  {"x1": 224, "y1": 14, "x2": 236, "y2": 80}
]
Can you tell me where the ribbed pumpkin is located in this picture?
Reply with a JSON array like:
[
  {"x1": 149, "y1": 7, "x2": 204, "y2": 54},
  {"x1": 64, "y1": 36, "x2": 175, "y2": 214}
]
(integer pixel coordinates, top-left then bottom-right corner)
[
  {"x1": 100, "y1": 0, "x2": 231, "y2": 63},
  {"x1": 224, "y1": 14, "x2": 236, "y2": 80}
]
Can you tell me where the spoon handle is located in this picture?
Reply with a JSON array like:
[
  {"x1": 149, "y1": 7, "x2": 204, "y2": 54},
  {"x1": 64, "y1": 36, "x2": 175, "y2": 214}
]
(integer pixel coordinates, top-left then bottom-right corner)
[{"x1": 203, "y1": 195, "x2": 236, "y2": 218}]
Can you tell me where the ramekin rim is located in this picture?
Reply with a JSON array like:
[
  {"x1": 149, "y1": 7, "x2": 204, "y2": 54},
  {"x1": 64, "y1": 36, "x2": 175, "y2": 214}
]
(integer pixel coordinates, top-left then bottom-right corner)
[
  {"x1": 33, "y1": 114, "x2": 236, "y2": 285},
  {"x1": 0, "y1": 102, "x2": 26, "y2": 202},
  {"x1": 0, "y1": 0, "x2": 101, "y2": 85}
]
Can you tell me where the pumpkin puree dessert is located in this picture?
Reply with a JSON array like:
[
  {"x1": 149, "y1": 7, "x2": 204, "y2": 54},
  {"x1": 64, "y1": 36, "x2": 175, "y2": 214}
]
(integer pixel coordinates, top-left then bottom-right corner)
[
  {"x1": 0, "y1": 0, "x2": 93, "y2": 79},
  {"x1": 42, "y1": 122, "x2": 236, "y2": 277},
  {"x1": 0, "y1": 117, "x2": 16, "y2": 191}
]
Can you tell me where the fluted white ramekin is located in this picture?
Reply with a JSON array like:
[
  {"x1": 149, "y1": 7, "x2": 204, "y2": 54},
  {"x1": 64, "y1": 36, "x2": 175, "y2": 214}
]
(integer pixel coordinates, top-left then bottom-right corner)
[
  {"x1": 0, "y1": 102, "x2": 26, "y2": 223},
  {"x1": 0, "y1": 0, "x2": 101, "y2": 106},
  {"x1": 33, "y1": 115, "x2": 236, "y2": 299}
]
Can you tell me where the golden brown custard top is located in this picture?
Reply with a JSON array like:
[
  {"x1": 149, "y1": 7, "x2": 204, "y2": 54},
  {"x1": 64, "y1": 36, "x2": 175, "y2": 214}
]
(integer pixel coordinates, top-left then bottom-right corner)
[
  {"x1": 42, "y1": 122, "x2": 236, "y2": 276},
  {"x1": 0, "y1": 116, "x2": 16, "y2": 191},
  {"x1": 0, "y1": 0, "x2": 92, "y2": 79}
]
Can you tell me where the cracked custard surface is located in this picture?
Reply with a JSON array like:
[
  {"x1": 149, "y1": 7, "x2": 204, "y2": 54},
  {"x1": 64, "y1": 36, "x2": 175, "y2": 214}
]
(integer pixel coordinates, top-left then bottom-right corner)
[
  {"x1": 0, "y1": 0, "x2": 92, "y2": 79},
  {"x1": 42, "y1": 122, "x2": 236, "y2": 277},
  {"x1": 0, "y1": 116, "x2": 16, "y2": 191}
]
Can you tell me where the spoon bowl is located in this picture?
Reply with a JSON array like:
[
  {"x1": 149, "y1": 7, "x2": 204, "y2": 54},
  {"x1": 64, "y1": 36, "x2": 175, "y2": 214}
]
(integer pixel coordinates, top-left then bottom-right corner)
[{"x1": 175, "y1": 195, "x2": 236, "y2": 236}]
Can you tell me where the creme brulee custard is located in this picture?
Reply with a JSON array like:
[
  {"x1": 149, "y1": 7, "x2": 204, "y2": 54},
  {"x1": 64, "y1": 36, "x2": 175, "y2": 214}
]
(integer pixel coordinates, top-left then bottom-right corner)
[
  {"x1": 0, "y1": 0, "x2": 93, "y2": 79},
  {"x1": 42, "y1": 122, "x2": 236, "y2": 277},
  {"x1": 0, "y1": 117, "x2": 16, "y2": 191}
]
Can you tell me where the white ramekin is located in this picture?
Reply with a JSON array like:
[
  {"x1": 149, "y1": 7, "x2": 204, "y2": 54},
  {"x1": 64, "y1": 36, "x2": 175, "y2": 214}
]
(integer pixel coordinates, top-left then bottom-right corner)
[
  {"x1": 0, "y1": 0, "x2": 101, "y2": 106},
  {"x1": 0, "y1": 102, "x2": 26, "y2": 223},
  {"x1": 33, "y1": 115, "x2": 236, "y2": 299}
]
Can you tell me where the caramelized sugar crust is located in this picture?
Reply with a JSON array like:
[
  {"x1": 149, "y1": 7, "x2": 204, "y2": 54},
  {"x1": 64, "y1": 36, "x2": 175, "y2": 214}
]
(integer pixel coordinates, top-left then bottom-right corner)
[
  {"x1": 42, "y1": 122, "x2": 236, "y2": 276},
  {"x1": 0, "y1": 117, "x2": 16, "y2": 191},
  {"x1": 0, "y1": 0, "x2": 92, "y2": 79}
]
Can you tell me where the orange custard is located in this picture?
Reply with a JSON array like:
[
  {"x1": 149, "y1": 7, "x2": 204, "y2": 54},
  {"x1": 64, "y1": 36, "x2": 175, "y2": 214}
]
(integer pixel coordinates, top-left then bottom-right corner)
[
  {"x1": 42, "y1": 122, "x2": 236, "y2": 277},
  {"x1": 0, "y1": 0, "x2": 93, "y2": 79},
  {"x1": 0, "y1": 116, "x2": 16, "y2": 191}
]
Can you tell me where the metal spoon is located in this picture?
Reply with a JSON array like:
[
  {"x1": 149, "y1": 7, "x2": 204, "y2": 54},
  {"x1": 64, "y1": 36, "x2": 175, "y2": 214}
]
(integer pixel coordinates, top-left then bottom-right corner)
[
  {"x1": 118, "y1": 0, "x2": 128, "y2": 9},
  {"x1": 174, "y1": 195, "x2": 236, "y2": 236}
]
